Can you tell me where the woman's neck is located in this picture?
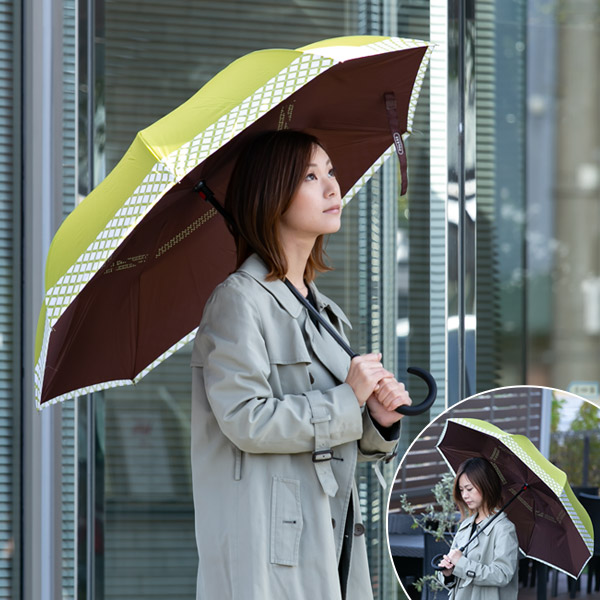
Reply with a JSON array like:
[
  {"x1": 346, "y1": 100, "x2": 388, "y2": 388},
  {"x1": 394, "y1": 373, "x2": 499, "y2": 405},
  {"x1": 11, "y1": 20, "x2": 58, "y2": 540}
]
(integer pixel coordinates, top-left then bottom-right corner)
[
  {"x1": 475, "y1": 508, "x2": 493, "y2": 524},
  {"x1": 281, "y1": 237, "x2": 314, "y2": 296}
]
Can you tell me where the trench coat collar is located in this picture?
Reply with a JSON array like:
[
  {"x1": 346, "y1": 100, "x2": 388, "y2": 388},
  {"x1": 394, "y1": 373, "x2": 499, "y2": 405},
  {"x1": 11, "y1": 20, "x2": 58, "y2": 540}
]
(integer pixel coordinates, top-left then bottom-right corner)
[
  {"x1": 238, "y1": 254, "x2": 352, "y2": 329},
  {"x1": 456, "y1": 510, "x2": 509, "y2": 552}
]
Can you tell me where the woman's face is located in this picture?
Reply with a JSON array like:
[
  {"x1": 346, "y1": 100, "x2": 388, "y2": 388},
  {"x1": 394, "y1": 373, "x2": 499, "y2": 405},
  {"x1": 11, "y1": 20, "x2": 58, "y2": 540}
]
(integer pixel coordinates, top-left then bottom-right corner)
[
  {"x1": 458, "y1": 473, "x2": 484, "y2": 513},
  {"x1": 279, "y1": 144, "x2": 342, "y2": 244}
]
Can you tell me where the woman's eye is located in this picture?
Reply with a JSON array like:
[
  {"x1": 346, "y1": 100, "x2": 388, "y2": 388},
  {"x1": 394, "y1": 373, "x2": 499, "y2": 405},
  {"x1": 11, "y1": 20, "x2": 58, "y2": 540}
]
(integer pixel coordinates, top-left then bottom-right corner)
[
  {"x1": 305, "y1": 172, "x2": 316, "y2": 181},
  {"x1": 329, "y1": 168, "x2": 337, "y2": 178}
]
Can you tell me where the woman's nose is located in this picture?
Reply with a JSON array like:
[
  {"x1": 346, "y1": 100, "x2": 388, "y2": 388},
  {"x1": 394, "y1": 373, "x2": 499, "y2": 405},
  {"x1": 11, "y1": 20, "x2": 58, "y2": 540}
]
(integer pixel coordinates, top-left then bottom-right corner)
[{"x1": 324, "y1": 179, "x2": 339, "y2": 197}]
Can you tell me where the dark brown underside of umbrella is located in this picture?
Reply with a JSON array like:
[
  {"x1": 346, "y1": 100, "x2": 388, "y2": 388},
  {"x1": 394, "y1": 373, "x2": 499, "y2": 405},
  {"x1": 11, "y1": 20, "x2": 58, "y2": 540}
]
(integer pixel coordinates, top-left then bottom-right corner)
[
  {"x1": 438, "y1": 421, "x2": 590, "y2": 577},
  {"x1": 41, "y1": 47, "x2": 427, "y2": 404}
]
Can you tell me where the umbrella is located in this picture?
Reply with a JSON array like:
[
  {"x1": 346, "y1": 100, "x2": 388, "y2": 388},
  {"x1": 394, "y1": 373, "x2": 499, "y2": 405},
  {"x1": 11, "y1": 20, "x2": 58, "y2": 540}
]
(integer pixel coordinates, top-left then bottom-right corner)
[
  {"x1": 34, "y1": 35, "x2": 434, "y2": 408},
  {"x1": 435, "y1": 417, "x2": 593, "y2": 579}
]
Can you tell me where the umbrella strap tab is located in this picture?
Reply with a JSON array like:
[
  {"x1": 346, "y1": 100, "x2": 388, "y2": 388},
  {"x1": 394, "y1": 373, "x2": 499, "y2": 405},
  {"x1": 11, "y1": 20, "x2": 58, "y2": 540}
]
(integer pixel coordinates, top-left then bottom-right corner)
[{"x1": 384, "y1": 92, "x2": 408, "y2": 196}]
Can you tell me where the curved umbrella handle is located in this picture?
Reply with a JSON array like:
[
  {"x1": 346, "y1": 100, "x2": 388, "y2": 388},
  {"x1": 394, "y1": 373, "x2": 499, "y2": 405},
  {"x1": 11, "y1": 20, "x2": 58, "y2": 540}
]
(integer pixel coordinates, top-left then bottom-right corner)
[
  {"x1": 396, "y1": 367, "x2": 437, "y2": 416},
  {"x1": 430, "y1": 553, "x2": 447, "y2": 571}
]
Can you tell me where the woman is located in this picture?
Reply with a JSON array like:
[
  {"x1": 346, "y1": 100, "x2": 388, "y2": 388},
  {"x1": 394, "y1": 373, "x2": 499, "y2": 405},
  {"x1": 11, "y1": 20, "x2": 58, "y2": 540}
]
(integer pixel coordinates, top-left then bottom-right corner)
[
  {"x1": 190, "y1": 130, "x2": 411, "y2": 599},
  {"x1": 437, "y1": 457, "x2": 519, "y2": 600}
]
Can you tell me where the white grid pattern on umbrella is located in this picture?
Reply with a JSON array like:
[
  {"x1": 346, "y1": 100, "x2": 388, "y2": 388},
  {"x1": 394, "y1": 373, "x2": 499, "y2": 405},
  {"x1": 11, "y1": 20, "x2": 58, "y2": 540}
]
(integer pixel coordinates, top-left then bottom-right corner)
[
  {"x1": 166, "y1": 52, "x2": 336, "y2": 179},
  {"x1": 559, "y1": 489, "x2": 595, "y2": 553}
]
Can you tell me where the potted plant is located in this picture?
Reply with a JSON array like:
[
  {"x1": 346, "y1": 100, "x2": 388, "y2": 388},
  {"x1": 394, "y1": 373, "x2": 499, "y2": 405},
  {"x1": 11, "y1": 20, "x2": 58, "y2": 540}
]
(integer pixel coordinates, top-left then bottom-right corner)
[{"x1": 399, "y1": 473, "x2": 458, "y2": 600}]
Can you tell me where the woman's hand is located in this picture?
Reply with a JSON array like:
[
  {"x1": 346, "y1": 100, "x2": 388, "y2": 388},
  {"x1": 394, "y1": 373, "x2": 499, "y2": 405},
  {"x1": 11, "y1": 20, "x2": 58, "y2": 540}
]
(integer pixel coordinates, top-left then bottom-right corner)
[
  {"x1": 438, "y1": 550, "x2": 462, "y2": 577},
  {"x1": 366, "y1": 377, "x2": 412, "y2": 427},
  {"x1": 438, "y1": 554, "x2": 454, "y2": 577},
  {"x1": 438, "y1": 549, "x2": 463, "y2": 576},
  {"x1": 345, "y1": 353, "x2": 392, "y2": 406}
]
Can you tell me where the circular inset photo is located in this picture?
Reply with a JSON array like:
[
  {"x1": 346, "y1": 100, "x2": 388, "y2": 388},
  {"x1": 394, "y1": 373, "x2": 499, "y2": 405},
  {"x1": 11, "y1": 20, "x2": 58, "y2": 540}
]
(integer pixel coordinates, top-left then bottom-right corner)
[{"x1": 387, "y1": 386, "x2": 599, "y2": 600}]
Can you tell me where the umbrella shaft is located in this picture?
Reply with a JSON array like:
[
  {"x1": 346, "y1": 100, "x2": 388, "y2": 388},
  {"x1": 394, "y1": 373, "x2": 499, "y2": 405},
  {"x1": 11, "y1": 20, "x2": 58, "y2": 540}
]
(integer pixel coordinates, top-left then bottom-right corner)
[{"x1": 194, "y1": 180, "x2": 235, "y2": 227}]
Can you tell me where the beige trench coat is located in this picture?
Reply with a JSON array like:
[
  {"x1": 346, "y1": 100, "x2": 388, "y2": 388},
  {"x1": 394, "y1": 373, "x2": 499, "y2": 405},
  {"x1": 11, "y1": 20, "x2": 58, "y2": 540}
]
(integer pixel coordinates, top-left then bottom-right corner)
[
  {"x1": 437, "y1": 511, "x2": 519, "y2": 600},
  {"x1": 190, "y1": 254, "x2": 399, "y2": 600}
]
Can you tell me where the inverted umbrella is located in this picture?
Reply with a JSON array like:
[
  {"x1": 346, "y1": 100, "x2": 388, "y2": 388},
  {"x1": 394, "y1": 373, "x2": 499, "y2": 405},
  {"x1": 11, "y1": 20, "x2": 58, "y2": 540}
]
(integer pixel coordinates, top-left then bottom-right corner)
[
  {"x1": 435, "y1": 418, "x2": 593, "y2": 579},
  {"x1": 35, "y1": 35, "x2": 434, "y2": 408}
]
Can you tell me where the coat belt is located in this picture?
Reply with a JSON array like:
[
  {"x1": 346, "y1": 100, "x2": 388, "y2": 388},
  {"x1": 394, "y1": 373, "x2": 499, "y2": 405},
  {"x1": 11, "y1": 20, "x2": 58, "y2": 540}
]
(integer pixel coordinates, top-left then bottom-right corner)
[{"x1": 307, "y1": 400, "x2": 339, "y2": 497}]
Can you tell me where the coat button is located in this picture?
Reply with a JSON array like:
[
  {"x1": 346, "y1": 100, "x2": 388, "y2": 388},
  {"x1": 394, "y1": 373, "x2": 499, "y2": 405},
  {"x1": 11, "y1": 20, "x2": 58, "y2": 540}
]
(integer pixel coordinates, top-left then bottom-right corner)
[
  {"x1": 309, "y1": 373, "x2": 315, "y2": 384},
  {"x1": 332, "y1": 518, "x2": 336, "y2": 529},
  {"x1": 354, "y1": 523, "x2": 365, "y2": 536}
]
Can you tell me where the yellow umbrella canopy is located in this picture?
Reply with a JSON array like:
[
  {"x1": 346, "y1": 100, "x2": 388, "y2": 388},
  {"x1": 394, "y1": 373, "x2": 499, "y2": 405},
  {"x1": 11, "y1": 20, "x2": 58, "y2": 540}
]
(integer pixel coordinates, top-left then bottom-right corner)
[{"x1": 35, "y1": 35, "x2": 433, "y2": 408}]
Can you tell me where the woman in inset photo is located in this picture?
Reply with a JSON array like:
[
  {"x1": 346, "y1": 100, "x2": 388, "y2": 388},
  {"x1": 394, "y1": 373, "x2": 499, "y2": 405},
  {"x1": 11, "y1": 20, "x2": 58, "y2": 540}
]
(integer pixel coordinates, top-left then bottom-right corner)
[
  {"x1": 436, "y1": 456, "x2": 519, "y2": 599},
  {"x1": 387, "y1": 386, "x2": 598, "y2": 600}
]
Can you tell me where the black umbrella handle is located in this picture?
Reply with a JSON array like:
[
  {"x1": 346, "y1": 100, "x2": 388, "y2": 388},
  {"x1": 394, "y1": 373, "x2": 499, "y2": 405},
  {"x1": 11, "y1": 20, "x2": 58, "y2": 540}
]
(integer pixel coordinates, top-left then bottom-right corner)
[
  {"x1": 397, "y1": 367, "x2": 437, "y2": 416},
  {"x1": 283, "y1": 279, "x2": 437, "y2": 416},
  {"x1": 431, "y1": 553, "x2": 449, "y2": 571}
]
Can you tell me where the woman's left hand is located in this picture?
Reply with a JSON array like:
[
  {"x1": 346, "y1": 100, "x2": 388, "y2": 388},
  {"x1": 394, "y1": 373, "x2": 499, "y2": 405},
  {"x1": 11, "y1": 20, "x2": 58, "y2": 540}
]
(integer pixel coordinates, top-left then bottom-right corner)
[
  {"x1": 366, "y1": 377, "x2": 412, "y2": 427},
  {"x1": 446, "y1": 549, "x2": 463, "y2": 564}
]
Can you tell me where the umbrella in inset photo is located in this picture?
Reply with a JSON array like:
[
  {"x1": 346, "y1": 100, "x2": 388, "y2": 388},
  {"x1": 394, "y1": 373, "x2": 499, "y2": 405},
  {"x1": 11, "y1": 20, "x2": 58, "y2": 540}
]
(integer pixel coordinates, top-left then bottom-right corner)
[
  {"x1": 34, "y1": 36, "x2": 434, "y2": 408},
  {"x1": 436, "y1": 417, "x2": 593, "y2": 579}
]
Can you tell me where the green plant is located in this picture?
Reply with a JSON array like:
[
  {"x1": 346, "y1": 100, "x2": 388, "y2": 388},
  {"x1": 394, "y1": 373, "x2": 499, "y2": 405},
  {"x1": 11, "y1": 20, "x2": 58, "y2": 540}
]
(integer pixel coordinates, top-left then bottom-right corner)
[{"x1": 399, "y1": 472, "x2": 458, "y2": 597}]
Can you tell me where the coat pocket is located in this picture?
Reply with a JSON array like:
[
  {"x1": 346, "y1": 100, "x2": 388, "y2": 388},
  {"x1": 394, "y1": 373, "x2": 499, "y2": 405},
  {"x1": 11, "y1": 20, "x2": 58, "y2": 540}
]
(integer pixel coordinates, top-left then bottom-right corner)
[{"x1": 270, "y1": 477, "x2": 303, "y2": 566}]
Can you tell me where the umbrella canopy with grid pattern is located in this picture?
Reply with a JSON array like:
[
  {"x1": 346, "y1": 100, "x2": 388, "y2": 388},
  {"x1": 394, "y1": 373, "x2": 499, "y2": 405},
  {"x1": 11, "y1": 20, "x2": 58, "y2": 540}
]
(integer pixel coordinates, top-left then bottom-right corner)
[{"x1": 35, "y1": 35, "x2": 433, "y2": 408}]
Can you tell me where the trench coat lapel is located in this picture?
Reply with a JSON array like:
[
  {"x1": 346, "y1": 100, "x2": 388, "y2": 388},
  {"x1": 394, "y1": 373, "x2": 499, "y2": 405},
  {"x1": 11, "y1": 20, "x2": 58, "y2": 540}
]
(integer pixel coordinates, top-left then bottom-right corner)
[
  {"x1": 455, "y1": 514, "x2": 479, "y2": 553},
  {"x1": 456, "y1": 512, "x2": 508, "y2": 557},
  {"x1": 238, "y1": 255, "x2": 352, "y2": 383},
  {"x1": 303, "y1": 283, "x2": 352, "y2": 384}
]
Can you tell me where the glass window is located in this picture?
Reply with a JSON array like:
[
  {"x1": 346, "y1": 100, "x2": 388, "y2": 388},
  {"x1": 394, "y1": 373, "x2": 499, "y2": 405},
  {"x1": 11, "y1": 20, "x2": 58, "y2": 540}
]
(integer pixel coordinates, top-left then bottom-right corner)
[
  {"x1": 0, "y1": 0, "x2": 19, "y2": 596},
  {"x1": 62, "y1": 0, "x2": 77, "y2": 596},
  {"x1": 474, "y1": 0, "x2": 600, "y2": 393},
  {"x1": 526, "y1": 0, "x2": 600, "y2": 392}
]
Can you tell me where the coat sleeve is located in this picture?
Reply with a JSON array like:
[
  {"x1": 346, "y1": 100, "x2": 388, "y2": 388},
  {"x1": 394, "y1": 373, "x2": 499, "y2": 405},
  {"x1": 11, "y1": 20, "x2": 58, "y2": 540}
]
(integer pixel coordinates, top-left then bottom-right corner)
[
  {"x1": 357, "y1": 410, "x2": 400, "y2": 461},
  {"x1": 435, "y1": 570, "x2": 457, "y2": 590},
  {"x1": 452, "y1": 521, "x2": 519, "y2": 587},
  {"x1": 193, "y1": 281, "x2": 364, "y2": 455}
]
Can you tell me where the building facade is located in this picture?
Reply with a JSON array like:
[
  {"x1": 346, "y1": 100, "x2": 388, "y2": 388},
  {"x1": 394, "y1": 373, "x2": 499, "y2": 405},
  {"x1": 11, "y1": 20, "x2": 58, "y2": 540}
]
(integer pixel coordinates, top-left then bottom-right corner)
[{"x1": 1, "y1": 0, "x2": 599, "y2": 598}]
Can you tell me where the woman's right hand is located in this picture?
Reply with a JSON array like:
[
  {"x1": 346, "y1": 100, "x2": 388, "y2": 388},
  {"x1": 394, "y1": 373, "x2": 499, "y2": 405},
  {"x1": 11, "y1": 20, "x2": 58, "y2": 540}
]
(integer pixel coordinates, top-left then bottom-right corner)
[
  {"x1": 438, "y1": 554, "x2": 456, "y2": 577},
  {"x1": 345, "y1": 353, "x2": 393, "y2": 406}
]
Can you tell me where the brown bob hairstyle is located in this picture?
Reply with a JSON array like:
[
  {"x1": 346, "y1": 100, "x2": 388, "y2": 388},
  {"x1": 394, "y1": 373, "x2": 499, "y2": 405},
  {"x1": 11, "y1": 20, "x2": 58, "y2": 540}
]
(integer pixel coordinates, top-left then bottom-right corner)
[
  {"x1": 453, "y1": 457, "x2": 503, "y2": 519},
  {"x1": 224, "y1": 129, "x2": 333, "y2": 282}
]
